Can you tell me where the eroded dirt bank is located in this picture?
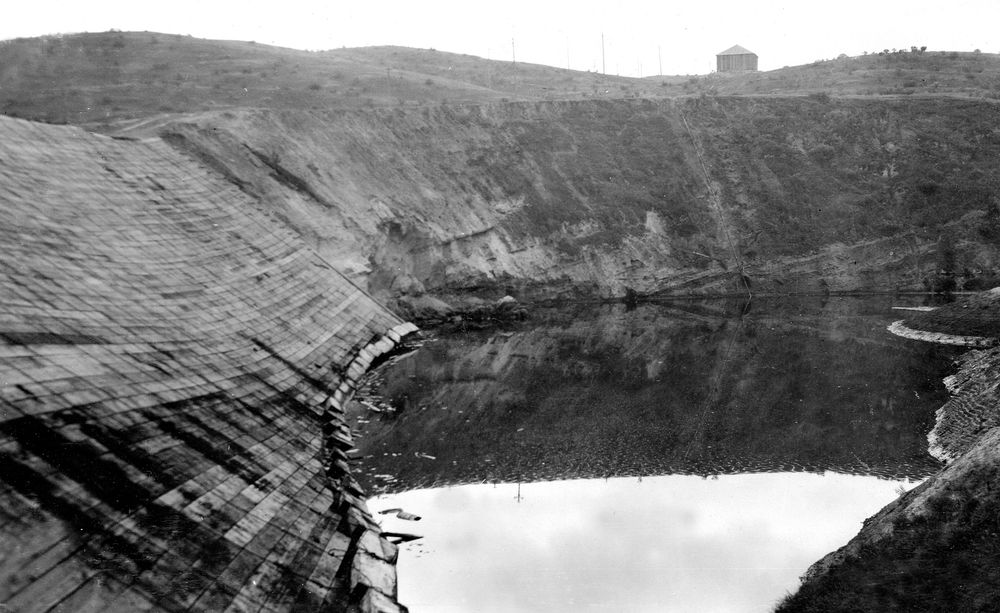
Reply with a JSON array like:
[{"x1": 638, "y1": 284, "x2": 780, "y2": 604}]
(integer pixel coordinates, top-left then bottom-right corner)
[{"x1": 155, "y1": 97, "x2": 1000, "y2": 309}]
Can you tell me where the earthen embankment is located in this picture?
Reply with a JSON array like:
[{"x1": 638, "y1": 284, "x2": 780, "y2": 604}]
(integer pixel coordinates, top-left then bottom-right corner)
[
  {"x1": 0, "y1": 116, "x2": 412, "y2": 612},
  {"x1": 156, "y1": 97, "x2": 1000, "y2": 305}
]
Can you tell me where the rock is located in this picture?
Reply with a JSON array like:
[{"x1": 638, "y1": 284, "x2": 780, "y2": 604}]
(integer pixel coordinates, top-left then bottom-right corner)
[
  {"x1": 396, "y1": 294, "x2": 454, "y2": 320},
  {"x1": 495, "y1": 296, "x2": 519, "y2": 313}
]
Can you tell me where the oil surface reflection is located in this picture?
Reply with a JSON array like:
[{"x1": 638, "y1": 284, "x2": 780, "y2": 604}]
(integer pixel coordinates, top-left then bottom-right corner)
[
  {"x1": 373, "y1": 473, "x2": 920, "y2": 613},
  {"x1": 355, "y1": 297, "x2": 958, "y2": 612}
]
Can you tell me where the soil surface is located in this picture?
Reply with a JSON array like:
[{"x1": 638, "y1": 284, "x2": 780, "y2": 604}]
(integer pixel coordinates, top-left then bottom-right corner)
[{"x1": 902, "y1": 290, "x2": 1000, "y2": 337}]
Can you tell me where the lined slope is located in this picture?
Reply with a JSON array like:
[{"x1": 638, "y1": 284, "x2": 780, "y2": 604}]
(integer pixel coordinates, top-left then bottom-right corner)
[{"x1": 0, "y1": 115, "x2": 411, "y2": 612}]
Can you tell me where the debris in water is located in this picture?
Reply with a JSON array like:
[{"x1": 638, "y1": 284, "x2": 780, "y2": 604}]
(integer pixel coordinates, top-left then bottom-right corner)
[
  {"x1": 415, "y1": 452, "x2": 436, "y2": 460},
  {"x1": 378, "y1": 508, "x2": 422, "y2": 521},
  {"x1": 382, "y1": 531, "x2": 423, "y2": 544}
]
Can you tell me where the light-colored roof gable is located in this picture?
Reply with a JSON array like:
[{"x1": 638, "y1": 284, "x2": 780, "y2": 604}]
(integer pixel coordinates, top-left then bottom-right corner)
[{"x1": 718, "y1": 45, "x2": 756, "y2": 56}]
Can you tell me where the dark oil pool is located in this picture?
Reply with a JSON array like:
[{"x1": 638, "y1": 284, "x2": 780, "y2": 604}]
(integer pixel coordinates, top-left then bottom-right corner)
[{"x1": 352, "y1": 296, "x2": 959, "y2": 612}]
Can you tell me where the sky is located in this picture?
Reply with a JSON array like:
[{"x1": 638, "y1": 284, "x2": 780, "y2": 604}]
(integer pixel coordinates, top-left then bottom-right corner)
[{"x1": 3, "y1": 1, "x2": 1000, "y2": 76}]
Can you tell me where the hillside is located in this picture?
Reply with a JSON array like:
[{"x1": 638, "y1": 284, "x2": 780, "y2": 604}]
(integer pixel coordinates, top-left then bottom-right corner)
[
  {"x1": 150, "y1": 96, "x2": 1000, "y2": 306},
  {"x1": 5, "y1": 34, "x2": 1000, "y2": 308},
  {"x1": 0, "y1": 31, "x2": 667, "y2": 128},
  {"x1": 686, "y1": 49, "x2": 1000, "y2": 98},
  {"x1": 4, "y1": 32, "x2": 1000, "y2": 131}
]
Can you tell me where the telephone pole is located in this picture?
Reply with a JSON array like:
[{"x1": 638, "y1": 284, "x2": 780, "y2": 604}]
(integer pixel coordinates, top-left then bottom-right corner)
[
  {"x1": 511, "y1": 37, "x2": 516, "y2": 65},
  {"x1": 658, "y1": 46, "x2": 662, "y2": 75},
  {"x1": 601, "y1": 33, "x2": 606, "y2": 74}
]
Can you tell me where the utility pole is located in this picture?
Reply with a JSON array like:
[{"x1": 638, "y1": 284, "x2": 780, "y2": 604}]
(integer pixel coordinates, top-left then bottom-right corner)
[
  {"x1": 512, "y1": 37, "x2": 516, "y2": 65},
  {"x1": 659, "y1": 46, "x2": 662, "y2": 75},
  {"x1": 601, "y1": 33, "x2": 606, "y2": 74}
]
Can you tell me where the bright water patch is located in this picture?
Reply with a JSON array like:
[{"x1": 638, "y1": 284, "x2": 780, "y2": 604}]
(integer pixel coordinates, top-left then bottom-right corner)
[{"x1": 372, "y1": 473, "x2": 921, "y2": 613}]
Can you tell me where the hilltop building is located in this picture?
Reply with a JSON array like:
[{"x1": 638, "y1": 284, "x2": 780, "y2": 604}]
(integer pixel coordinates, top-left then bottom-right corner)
[{"x1": 717, "y1": 45, "x2": 758, "y2": 72}]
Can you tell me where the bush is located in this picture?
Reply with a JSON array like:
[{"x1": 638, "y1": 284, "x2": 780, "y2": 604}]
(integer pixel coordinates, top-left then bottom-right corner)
[{"x1": 808, "y1": 143, "x2": 836, "y2": 162}]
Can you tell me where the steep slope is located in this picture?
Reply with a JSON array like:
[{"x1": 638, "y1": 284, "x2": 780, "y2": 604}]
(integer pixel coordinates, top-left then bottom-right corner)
[
  {"x1": 154, "y1": 96, "x2": 1000, "y2": 305},
  {"x1": 777, "y1": 428, "x2": 1000, "y2": 613},
  {"x1": 0, "y1": 115, "x2": 414, "y2": 612}
]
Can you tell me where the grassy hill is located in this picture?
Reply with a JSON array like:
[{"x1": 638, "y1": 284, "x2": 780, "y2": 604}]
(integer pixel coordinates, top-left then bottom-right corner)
[
  {"x1": 3, "y1": 31, "x2": 1000, "y2": 130},
  {"x1": 689, "y1": 49, "x2": 1000, "y2": 98},
  {"x1": 0, "y1": 31, "x2": 667, "y2": 128}
]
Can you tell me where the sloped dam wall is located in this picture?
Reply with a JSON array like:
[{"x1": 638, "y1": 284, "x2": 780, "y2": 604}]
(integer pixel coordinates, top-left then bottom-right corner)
[{"x1": 0, "y1": 116, "x2": 413, "y2": 612}]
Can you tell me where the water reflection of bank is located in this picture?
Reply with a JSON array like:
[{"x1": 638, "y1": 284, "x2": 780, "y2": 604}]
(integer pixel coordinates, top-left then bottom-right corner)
[{"x1": 352, "y1": 297, "x2": 959, "y2": 494}]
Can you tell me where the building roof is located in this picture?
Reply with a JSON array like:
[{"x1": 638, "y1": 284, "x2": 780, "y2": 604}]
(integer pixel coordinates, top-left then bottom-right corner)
[{"x1": 717, "y1": 45, "x2": 756, "y2": 56}]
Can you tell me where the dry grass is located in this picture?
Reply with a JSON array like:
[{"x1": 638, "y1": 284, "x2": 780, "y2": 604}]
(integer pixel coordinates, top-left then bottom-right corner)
[{"x1": 4, "y1": 32, "x2": 1000, "y2": 129}]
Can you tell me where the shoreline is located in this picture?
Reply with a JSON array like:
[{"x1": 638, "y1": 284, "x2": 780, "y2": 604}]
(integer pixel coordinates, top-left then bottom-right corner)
[
  {"x1": 886, "y1": 319, "x2": 996, "y2": 347},
  {"x1": 780, "y1": 302, "x2": 1000, "y2": 610}
]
